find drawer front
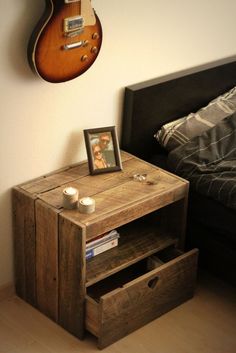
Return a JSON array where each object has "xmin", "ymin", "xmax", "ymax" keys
[{"xmin": 86, "ymin": 248, "xmax": 198, "ymax": 348}]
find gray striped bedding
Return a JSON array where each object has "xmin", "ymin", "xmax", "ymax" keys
[
  {"xmin": 167, "ymin": 113, "xmax": 236, "ymax": 210},
  {"xmin": 155, "ymin": 86, "xmax": 236, "ymax": 151}
]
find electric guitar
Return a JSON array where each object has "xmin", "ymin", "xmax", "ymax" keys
[{"xmin": 28, "ymin": 0, "xmax": 102, "ymax": 83}]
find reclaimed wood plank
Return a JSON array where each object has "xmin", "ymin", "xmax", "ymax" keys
[
  {"xmin": 12, "ymin": 187, "xmax": 36, "ymax": 306},
  {"xmin": 18, "ymin": 151, "xmax": 132, "ymax": 197},
  {"xmin": 159, "ymin": 196, "xmax": 189, "ymax": 250},
  {"xmin": 62, "ymin": 169, "xmax": 187, "ymax": 239},
  {"xmin": 20, "ymin": 171, "xmax": 85, "ymax": 195},
  {"xmin": 85, "ymin": 296, "xmax": 99, "ymax": 337},
  {"xmin": 35, "ymin": 200, "xmax": 60, "ymax": 322},
  {"xmin": 58, "ymin": 216, "xmax": 86, "ymax": 339},
  {"xmin": 97, "ymin": 249, "xmax": 198, "ymax": 348},
  {"xmin": 37, "ymin": 156, "xmax": 154, "ymax": 209}
]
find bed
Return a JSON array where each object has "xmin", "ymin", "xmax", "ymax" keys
[{"xmin": 121, "ymin": 59, "xmax": 236, "ymax": 285}]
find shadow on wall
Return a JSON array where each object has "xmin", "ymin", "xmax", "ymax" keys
[
  {"xmin": 8, "ymin": 0, "xmax": 44, "ymax": 80},
  {"xmin": 59, "ymin": 131, "xmax": 86, "ymax": 167}
]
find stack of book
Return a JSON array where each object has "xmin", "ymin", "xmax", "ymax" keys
[{"xmin": 86, "ymin": 229, "xmax": 120, "ymax": 260}]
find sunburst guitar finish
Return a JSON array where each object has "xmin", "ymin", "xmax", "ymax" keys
[{"xmin": 28, "ymin": 0, "xmax": 102, "ymax": 83}]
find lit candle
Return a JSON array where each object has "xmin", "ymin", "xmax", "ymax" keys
[
  {"xmin": 62, "ymin": 187, "xmax": 79, "ymax": 209},
  {"xmin": 78, "ymin": 197, "xmax": 95, "ymax": 214},
  {"xmin": 64, "ymin": 187, "xmax": 77, "ymax": 196},
  {"xmin": 80, "ymin": 197, "xmax": 93, "ymax": 205}
]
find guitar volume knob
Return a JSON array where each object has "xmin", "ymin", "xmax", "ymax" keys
[
  {"xmin": 81, "ymin": 55, "xmax": 88, "ymax": 62},
  {"xmin": 91, "ymin": 46, "xmax": 98, "ymax": 54},
  {"xmin": 92, "ymin": 32, "xmax": 99, "ymax": 40}
]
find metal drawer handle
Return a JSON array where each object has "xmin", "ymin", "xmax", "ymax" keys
[{"xmin": 148, "ymin": 276, "xmax": 159, "ymax": 289}]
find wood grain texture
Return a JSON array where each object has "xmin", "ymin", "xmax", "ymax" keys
[
  {"xmin": 12, "ymin": 188, "xmax": 36, "ymax": 306},
  {"xmin": 167, "ymin": 196, "xmax": 189, "ymax": 250},
  {"xmin": 92, "ymin": 249, "xmax": 198, "ymax": 348},
  {"xmin": 35, "ymin": 200, "xmax": 60, "ymax": 321},
  {"xmin": 85, "ymin": 296, "xmax": 99, "ymax": 337},
  {"xmin": 61, "ymin": 162, "xmax": 188, "ymax": 240},
  {"xmin": 58, "ymin": 215, "xmax": 86, "ymax": 339},
  {"xmin": 19, "ymin": 152, "xmax": 131, "ymax": 205},
  {"xmin": 38, "ymin": 155, "xmax": 151, "ymax": 209},
  {"xmin": 19, "ymin": 163, "xmax": 89, "ymax": 195}
]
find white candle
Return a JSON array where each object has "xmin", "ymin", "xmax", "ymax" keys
[
  {"xmin": 63, "ymin": 187, "xmax": 79, "ymax": 209},
  {"xmin": 78, "ymin": 197, "xmax": 95, "ymax": 214},
  {"xmin": 80, "ymin": 197, "xmax": 93, "ymax": 206},
  {"xmin": 64, "ymin": 187, "xmax": 78, "ymax": 196}
]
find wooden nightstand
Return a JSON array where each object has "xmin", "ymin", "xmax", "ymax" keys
[{"xmin": 13, "ymin": 151, "xmax": 198, "ymax": 348}]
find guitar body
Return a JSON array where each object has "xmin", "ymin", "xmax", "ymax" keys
[{"xmin": 28, "ymin": 0, "xmax": 102, "ymax": 83}]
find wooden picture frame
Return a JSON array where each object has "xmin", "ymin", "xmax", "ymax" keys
[{"xmin": 83, "ymin": 126, "xmax": 123, "ymax": 175}]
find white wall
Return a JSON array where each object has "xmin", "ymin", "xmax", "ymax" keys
[{"xmin": 1, "ymin": 0, "xmax": 236, "ymax": 287}]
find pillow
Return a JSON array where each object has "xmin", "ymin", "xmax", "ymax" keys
[{"xmin": 154, "ymin": 86, "xmax": 236, "ymax": 151}]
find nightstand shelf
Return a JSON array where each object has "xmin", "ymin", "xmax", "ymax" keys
[{"xmin": 86, "ymin": 215, "xmax": 178, "ymax": 286}]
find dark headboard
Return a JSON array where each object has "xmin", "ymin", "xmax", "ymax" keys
[{"xmin": 121, "ymin": 58, "xmax": 236, "ymax": 160}]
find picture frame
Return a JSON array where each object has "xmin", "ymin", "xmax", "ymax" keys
[{"xmin": 83, "ymin": 126, "xmax": 123, "ymax": 175}]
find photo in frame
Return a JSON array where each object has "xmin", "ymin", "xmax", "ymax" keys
[{"xmin": 83, "ymin": 126, "xmax": 123, "ymax": 175}]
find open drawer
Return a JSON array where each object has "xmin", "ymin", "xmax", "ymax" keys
[{"xmin": 85, "ymin": 247, "xmax": 198, "ymax": 348}]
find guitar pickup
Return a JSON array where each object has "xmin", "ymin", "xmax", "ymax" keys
[
  {"xmin": 64, "ymin": 16, "xmax": 84, "ymax": 33},
  {"xmin": 65, "ymin": 29, "xmax": 84, "ymax": 38}
]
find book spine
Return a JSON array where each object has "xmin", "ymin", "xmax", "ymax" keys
[
  {"xmin": 86, "ymin": 230, "xmax": 119, "ymax": 250},
  {"xmin": 86, "ymin": 238, "xmax": 118, "ymax": 260}
]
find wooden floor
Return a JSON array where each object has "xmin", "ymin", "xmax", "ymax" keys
[{"xmin": 0, "ymin": 270, "xmax": 236, "ymax": 353}]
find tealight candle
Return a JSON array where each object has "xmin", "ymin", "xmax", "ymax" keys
[
  {"xmin": 78, "ymin": 197, "xmax": 95, "ymax": 214},
  {"xmin": 62, "ymin": 187, "xmax": 79, "ymax": 209}
]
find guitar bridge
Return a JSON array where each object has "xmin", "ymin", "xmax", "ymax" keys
[
  {"xmin": 64, "ymin": 16, "xmax": 84, "ymax": 34},
  {"xmin": 63, "ymin": 41, "xmax": 83, "ymax": 50}
]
